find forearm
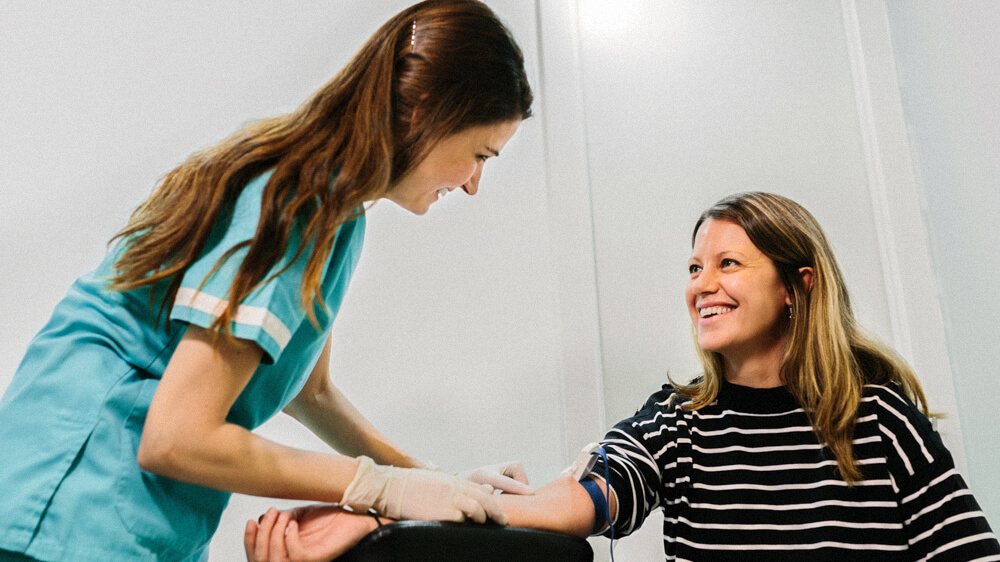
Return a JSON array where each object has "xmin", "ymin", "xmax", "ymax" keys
[
  {"xmin": 286, "ymin": 387, "xmax": 421, "ymax": 469},
  {"xmin": 139, "ymin": 326, "xmax": 366, "ymax": 503},
  {"xmin": 139, "ymin": 420, "xmax": 360, "ymax": 502},
  {"xmin": 497, "ymin": 475, "xmax": 610, "ymax": 537}
]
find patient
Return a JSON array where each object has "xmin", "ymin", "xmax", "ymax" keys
[{"xmin": 247, "ymin": 192, "xmax": 999, "ymax": 561}]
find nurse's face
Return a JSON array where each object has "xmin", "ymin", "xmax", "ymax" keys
[
  {"xmin": 686, "ymin": 219, "xmax": 792, "ymax": 364},
  {"xmin": 385, "ymin": 119, "xmax": 521, "ymax": 215}
]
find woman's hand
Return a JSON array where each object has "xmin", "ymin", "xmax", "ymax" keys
[{"xmin": 245, "ymin": 505, "xmax": 386, "ymax": 562}]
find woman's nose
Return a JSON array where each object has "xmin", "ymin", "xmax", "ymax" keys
[{"xmin": 691, "ymin": 267, "xmax": 718, "ymax": 295}]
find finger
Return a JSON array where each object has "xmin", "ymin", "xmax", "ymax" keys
[
  {"xmin": 486, "ymin": 504, "xmax": 508, "ymax": 525},
  {"xmin": 269, "ymin": 511, "xmax": 291, "ymax": 562},
  {"xmin": 244, "ymin": 520, "xmax": 258, "ymax": 562},
  {"xmin": 454, "ymin": 494, "xmax": 487, "ymax": 524},
  {"xmin": 459, "ymin": 479, "xmax": 498, "ymax": 499},
  {"xmin": 469, "ymin": 472, "xmax": 532, "ymax": 495},
  {"xmin": 284, "ymin": 521, "xmax": 306, "ymax": 562},
  {"xmin": 502, "ymin": 462, "xmax": 530, "ymax": 485},
  {"xmin": 474, "ymin": 491, "xmax": 508, "ymax": 525},
  {"xmin": 256, "ymin": 508, "xmax": 279, "ymax": 562},
  {"xmin": 487, "ymin": 474, "xmax": 534, "ymax": 496}
]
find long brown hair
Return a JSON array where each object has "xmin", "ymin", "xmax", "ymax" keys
[
  {"xmin": 673, "ymin": 192, "xmax": 929, "ymax": 483},
  {"xmin": 107, "ymin": 0, "xmax": 532, "ymax": 333}
]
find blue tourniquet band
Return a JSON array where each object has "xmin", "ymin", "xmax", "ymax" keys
[{"xmin": 580, "ymin": 477, "xmax": 607, "ymax": 535}]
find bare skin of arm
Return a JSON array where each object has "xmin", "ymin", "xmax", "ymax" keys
[
  {"xmin": 138, "ymin": 325, "xmax": 363, "ymax": 502},
  {"xmin": 497, "ymin": 474, "xmax": 616, "ymax": 536},
  {"xmin": 246, "ymin": 474, "xmax": 619, "ymax": 561},
  {"xmin": 282, "ymin": 336, "xmax": 423, "ymax": 468}
]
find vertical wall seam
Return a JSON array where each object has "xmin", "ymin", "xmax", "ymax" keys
[
  {"xmin": 534, "ymin": 0, "xmax": 608, "ymax": 467},
  {"xmin": 532, "ymin": 0, "xmax": 571, "ymax": 469},
  {"xmin": 840, "ymin": 0, "xmax": 915, "ymax": 362},
  {"xmin": 572, "ymin": 0, "xmax": 609, "ymax": 434}
]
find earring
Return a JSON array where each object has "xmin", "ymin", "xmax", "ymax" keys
[{"xmin": 788, "ymin": 306, "xmax": 795, "ymax": 319}]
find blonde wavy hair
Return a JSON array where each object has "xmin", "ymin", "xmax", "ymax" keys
[{"xmin": 673, "ymin": 192, "xmax": 929, "ymax": 483}]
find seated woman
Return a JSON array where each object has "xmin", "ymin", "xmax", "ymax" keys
[{"xmin": 247, "ymin": 192, "xmax": 999, "ymax": 561}]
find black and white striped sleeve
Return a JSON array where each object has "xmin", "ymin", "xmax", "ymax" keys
[
  {"xmin": 591, "ymin": 387, "xmax": 677, "ymax": 538},
  {"xmin": 869, "ymin": 385, "xmax": 1000, "ymax": 560}
]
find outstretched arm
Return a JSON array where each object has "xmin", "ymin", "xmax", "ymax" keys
[
  {"xmin": 246, "ymin": 475, "xmax": 618, "ymax": 561},
  {"xmin": 498, "ymin": 474, "xmax": 616, "ymax": 536}
]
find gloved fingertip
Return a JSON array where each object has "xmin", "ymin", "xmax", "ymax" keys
[{"xmin": 509, "ymin": 485, "xmax": 535, "ymax": 496}]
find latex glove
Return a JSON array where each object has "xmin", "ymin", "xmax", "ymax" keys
[
  {"xmin": 341, "ymin": 456, "xmax": 507, "ymax": 524},
  {"xmin": 458, "ymin": 461, "xmax": 534, "ymax": 495}
]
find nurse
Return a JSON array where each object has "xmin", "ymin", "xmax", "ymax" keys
[{"xmin": 0, "ymin": 1, "xmax": 532, "ymax": 561}]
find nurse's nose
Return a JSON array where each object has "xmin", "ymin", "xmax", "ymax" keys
[{"xmin": 462, "ymin": 165, "xmax": 484, "ymax": 196}]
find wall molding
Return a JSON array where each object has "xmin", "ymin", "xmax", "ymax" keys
[
  {"xmin": 840, "ymin": 0, "xmax": 966, "ymax": 472},
  {"xmin": 535, "ymin": 0, "xmax": 608, "ymax": 464}
]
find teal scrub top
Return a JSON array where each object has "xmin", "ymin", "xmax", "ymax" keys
[{"xmin": 0, "ymin": 170, "xmax": 366, "ymax": 562}]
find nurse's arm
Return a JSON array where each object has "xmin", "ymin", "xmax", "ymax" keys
[
  {"xmin": 282, "ymin": 335, "xmax": 423, "ymax": 469},
  {"xmin": 138, "ymin": 324, "xmax": 358, "ymax": 502}
]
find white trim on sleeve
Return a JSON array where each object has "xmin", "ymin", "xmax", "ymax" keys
[{"xmin": 174, "ymin": 287, "xmax": 292, "ymax": 349}]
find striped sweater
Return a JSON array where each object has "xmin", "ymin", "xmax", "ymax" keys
[{"xmin": 592, "ymin": 381, "xmax": 999, "ymax": 561}]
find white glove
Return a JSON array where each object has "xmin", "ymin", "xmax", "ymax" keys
[
  {"xmin": 459, "ymin": 461, "xmax": 534, "ymax": 495},
  {"xmin": 341, "ymin": 456, "xmax": 507, "ymax": 524}
]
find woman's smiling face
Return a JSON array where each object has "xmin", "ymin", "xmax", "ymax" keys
[{"xmin": 686, "ymin": 218, "xmax": 792, "ymax": 366}]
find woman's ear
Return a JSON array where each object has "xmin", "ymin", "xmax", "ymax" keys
[{"xmin": 798, "ymin": 266, "xmax": 815, "ymax": 294}]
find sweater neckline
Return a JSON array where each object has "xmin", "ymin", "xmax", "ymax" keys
[{"xmin": 716, "ymin": 379, "xmax": 800, "ymax": 413}]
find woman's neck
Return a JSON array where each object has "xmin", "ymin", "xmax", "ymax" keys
[{"xmin": 722, "ymin": 344, "xmax": 785, "ymax": 388}]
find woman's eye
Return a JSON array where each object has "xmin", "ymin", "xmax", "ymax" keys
[
  {"xmin": 688, "ymin": 264, "xmax": 702, "ymax": 275},
  {"xmin": 721, "ymin": 258, "xmax": 739, "ymax": 267},
  {"xmin": 476, "ymin": 154, "xmax": 489, "ymax": 162}
]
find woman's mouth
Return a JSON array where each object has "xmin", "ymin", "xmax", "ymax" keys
[{"xmin": 699, "ymin": 306, "xmax": 734, "ymax": 318}]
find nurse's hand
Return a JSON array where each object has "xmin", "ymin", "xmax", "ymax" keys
[
  {"xmin": 342, "ymin": 456, "xmax": 507, "ymax": 524},
  {"xmin": 245, "ymin": 505, "xmax": 385, "ymax": 562},
  {"xmin": 459, "ymin": 461, "xmax": 534, "ymax": 495}
]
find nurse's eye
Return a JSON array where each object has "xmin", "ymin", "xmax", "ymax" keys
[
  {"xmin": 476, "ymin": 154, "xmax": 490, "ymax": 163},
  {"xmin": 688, "ymin": 264, "xmax": 702, "ymax": 276},
  {"xmin": 721, "ymin": 258, "xmax": 740, "ymax": 268}
]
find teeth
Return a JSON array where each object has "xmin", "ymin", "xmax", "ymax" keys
[
  {"xmin": 699, "ymin": 306, "xmax": 733, "ymax": 318},
  {"xmin": 437, "ymin": 188, "xmax": 448, "ymax": 198}
]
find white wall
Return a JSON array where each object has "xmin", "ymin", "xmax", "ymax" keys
[{"xmin": 884, "ymin": 0, "xmax": 1000, "ymax": 530}]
